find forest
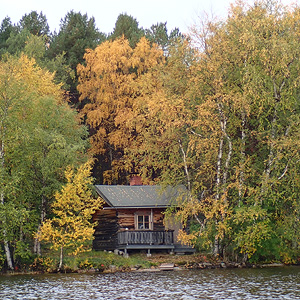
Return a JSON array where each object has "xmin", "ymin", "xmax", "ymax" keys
[{"xmin": 0, "ymin": 0, "xmax": 300, "ymax": 271}]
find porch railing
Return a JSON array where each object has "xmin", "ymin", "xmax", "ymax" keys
[{"xmin": 117, "ymin": 230, "xmax": 174, "ymax": 245}]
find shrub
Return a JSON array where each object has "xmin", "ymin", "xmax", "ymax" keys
[{"xmin": 30, "ymin": 257, "xmax": 56, "ymax": 273}]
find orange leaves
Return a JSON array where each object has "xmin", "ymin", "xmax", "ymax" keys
[
  {"xmin": 77, "ymin": 36, "xmax": 165, "ymax": 182},
  {"xmin": 132, "ymin": 37, "xmax": 164, "ymax": 76},
  {"xmin": 77, "ymin": 38, "xmax": 134, "ymax": 156}
]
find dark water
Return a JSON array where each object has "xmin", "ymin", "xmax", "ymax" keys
[{"xmin": 0, "ymin": 267, "xmax": 300, "ymax": 299}]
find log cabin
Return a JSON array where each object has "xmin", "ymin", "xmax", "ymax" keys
[{"xmin": 93, "ymin": 177, "xmax": 195, "ymax": 255}]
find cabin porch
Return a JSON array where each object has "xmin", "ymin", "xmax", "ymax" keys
[
  {"xmin": 116, "ymin": 230, "xmax": 174, "ymax": 256},
  {"xmin": 116, "ymin": 230, "xmax": 194, "ymax": 255},
  {"xmin": 117, "ymin": 229, "xmax": 174, "ymax": 245}
]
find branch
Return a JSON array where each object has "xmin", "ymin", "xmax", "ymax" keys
[
  {"xmin": 278, "ymin": 159, "xmax": 299, "ymax": 181},
  {"xmin": 277, "ymin": 162, "xmax": 289, "ymax": 181},
  {"xmin": 190, "ymin": 130, "xmax": 203, "ymax": 138}
]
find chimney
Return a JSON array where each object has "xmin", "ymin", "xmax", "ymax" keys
[{"xmin": 130, "ymin": 175, "xmax": 142, "ymax": 186}]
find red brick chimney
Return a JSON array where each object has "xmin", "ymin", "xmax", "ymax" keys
[{"xmin": 130, "ymin": 175, "xmax": 142, "ymax": 186}]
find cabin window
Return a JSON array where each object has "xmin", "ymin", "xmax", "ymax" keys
[{"xmin": 135, "ymin": 212, "xmax": 153, "ymax": 230}]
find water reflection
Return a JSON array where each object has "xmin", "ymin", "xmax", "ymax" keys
[{"xmin": 0, "ymin": 267, "xmax": 300, "ymax": 299}]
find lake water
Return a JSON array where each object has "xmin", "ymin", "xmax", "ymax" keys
[{"xmin": 0, "ymin": 266, "xmax": 300, "ymax": 299}]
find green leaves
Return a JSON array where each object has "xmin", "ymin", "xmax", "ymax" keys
[
  {"xmin": 110, "ymin": 13, "xmax": 144, "ymax": 48},
  {"xmin": 120, "ymin": 0, "xmax": 300, "ymax": 263},
  {"xmin": 0, "ymin": 54, "xmax": 88, "ymax": 267},
  {"xmin": 233, "ymin": 206, "xmax": 272, "ymax": 258},
  {"xmin": 47, "ymin": 11, "xmax": 105, "ymax": 98},
  {"xmin": 19, "ymin": 11, "xmax": 50, "ymax": 36}
]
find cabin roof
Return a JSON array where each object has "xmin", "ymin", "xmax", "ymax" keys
[{"xmin": 95, "ymin": 185, "xmax": 186, "ymax": 209}]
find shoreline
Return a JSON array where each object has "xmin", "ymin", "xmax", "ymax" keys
[{"xmin": 0, "ymin": 260, "xmax": 291, "ymax": 276}]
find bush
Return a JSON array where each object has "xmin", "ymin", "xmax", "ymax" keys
[{"xmin": 30, "ymin": 257, "xmax": 56, "ymax": 273}]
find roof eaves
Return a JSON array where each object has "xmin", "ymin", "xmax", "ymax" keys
[
  {"xmin": 103, "ymin": 205, "xmax": 170, "ymax": 210},
  {"xmin": 95, "ymin": 186, "xmax": 115, "ymax": 208}
]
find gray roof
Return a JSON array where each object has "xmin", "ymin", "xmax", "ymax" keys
[{"xmin": 95, "ymin": 185, "xmax": 186, "ymax": 208}]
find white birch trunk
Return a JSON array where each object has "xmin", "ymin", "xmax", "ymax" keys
[
  {"xmin": 58, "ymin": 246, "xmax": 63, "ymax": 271},
  {"xmin": 3, "ymin": 232, "xmax": 13, "ymax": 270},
  {"xmin": 178, "ymin": 139, "xmax": 191, "ymax": 193},
  {"xmin": 213, "ymin": 234, "xmax": 219, "ymax": 256},
  {"xmin": 222, "ymin": 123, "xmax": 232, "ymax": 204},
  {"xmin": 213, "ymin": 103, "xmax": 232, "ymax": 256},
  {"xmin": 217, "ymin": 103, "xmax": 232, "ymax": 203},
  {"xmin": 215, "ymin": 136, "xmax": 223, "ymax": 201},
  {"xmin": 239, "ymin": 112, "xmax": 246, "ymax": 206},
  {"xmin": 1, "ymin": 192, "xmax": 14, "ymax": 270},
  {"xmin": 0, "ymin": 142, "xmax": 14, "ymax": 270},
  {"xmin": 0, "ymin": 74, "xmax": 17, "ymax": 270}
]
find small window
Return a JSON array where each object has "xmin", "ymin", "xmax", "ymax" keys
[{"xmin": 135, "ymin": 213, "xmax": 152, "ymax": 230}]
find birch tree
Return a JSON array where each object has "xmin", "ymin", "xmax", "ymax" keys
[
  {"xmin": 184, "ymin": 0, "xmax": 300, "ymax": 261},
  {"xmin": 0, "ymin": 57, "xmax": 25, "ymax": 269},
  {"xmin": 0, "ymin": 55, "xmax": 88, "ymax": 269},
  {"xmin": 125, "ymin": 0, "xmax": 300, "ymax": 262},
  {"xmin": 38, "ymin": 161, "xmax": 103, "ymax": 271}
]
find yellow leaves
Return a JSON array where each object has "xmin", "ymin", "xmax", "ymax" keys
[
  {"xmin": 177, "ymin": 229, "xmax": 197, "ymax": 247},
  {"xmin": 194, "ymin": 0, "xmax": 300, "ymax": 97},
  {"xmin": 0, "ymin": 54, "xmax": 64, "ymax": 108},
  {"xmin": 78, "ymin": 37, "xmax": 133, "ymax": 102},
  {"xmin": 38, "ymin": 160, "xmax": 104, "ymax": 256},
  {"xmin": 17, "ymin": 55, "xmax": 63, "ymax": 100}
]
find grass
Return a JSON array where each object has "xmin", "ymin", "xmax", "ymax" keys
[{"xmin": 29, "ymin": 250, "xmax": 155, "ymax": 273}]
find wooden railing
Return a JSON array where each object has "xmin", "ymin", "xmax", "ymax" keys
[{"xmin": 117, "ymin": 230, "xmax": 174, "ymax": 245}]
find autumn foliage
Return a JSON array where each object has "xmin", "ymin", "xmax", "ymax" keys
[
  {"xmin": 1, "ymin": 0, "xmax": 300, "ymax": 269},
  {"xmin": 78, "ymin": 1, "xmax": 300, "ymax": 263},
  {"xmin": 38, "ymin": 161, "xmax": 103, "ymax": 270},
  {"xmin": 77, "ymin": 36, "xmax": 164, "ymax": 183}
]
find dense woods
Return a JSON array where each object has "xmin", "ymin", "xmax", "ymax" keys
[{"xmin": 0, "ymin": 0, "xmax": 300, "ymax": 271}]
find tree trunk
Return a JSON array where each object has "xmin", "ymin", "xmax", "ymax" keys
[
  {"xmin": 213, "ymin": 234, "xmax": 219, "ymax": 256},
  {"xmin": 58, "ymin": 246, "xmax": 63, "ymax": 272},
  {"xmin": 216, "ymin": 136, "xmax": 224, "ymax": 201},
  {"xmin": 218, "ymin": 102, "xmax": 232, "ymax": 204},
  {"xmin": 222, "ymin": 122, "xmax": 232, "ymax": 200},
  {"xmin": 0, "ymin": 141, "xmax": 14, "ymax": 270},
  {"xmin": 178, "ymin": 139, "xmax": 191, "ymax": 192},
  {"xmin": 239, "ymin": 112, "xmax": 246, "ymax": 206},
  {"xmin": 34, "ymin": 195, "xmax": 47, "ymax": 256},
  {"xmin": 0, "ymin": 193, "xmax": 13, "ymax": 270},
  {"xmin": 261, "ymin": 101, "xmax": 278, "ymax": 198},
  {"xmin": 3, "ymin": 230, "xmax": 13, "ymax": 270},
  {"xmin": 33, "ymin": 226, "xmax": 41, "ymax": 256}
]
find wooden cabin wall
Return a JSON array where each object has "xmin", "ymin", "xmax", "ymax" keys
[
  {"xmin": 152, "ymin": 208, "xmax": 165, "ymax": 231},
  {"xmin": 117, "ymin": 208, "xmax": 136, "ymax": 230},
  {"xmin": 117, "ymin": 208, "xmax": 166, "ymax": 231},
  {"xmin": 93, "ymin": 209, "xmax": 118, "ymax": 251},
  {"xmin": 93, "ymin": 207, "xmax": 173, "ymax": 251}
]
